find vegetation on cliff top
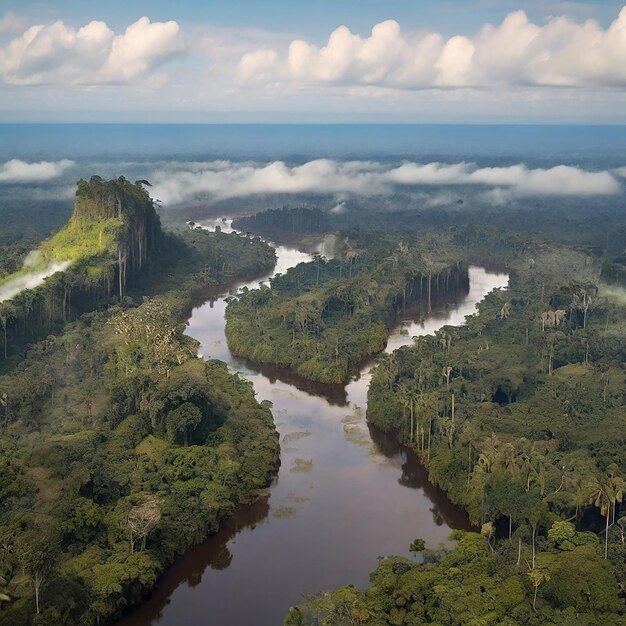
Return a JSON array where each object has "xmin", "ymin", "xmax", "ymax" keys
[
  {"xmin": 0, "ymin": 177, "xmax": 162, "ymax": 362},
  {"xmin": 0, "ymin": 178, "xmax": 276, "ymax": 364}
]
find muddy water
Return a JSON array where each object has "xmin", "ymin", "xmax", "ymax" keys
[{"xmin": 120, "ymin": 221, "xmax": 508, "ymax": 626}]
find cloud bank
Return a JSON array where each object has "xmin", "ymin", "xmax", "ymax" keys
[
  {"xmin": 150, "ymin": 159, "xmax": 621, "ymax": 205},
  {"xmin": 239, "ymin": 8, "xmax": 626, "ymax": 89},
  {"xmin": 0, "ymin": 159, "xmax": 74, "ymax": 182},
  {"xmin": 0, "ymin": 16, "xmax": 182, "ymax": 85}
]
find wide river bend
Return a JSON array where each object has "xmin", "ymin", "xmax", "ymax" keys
[{"xmin": 120, "ymin": 221, "xmax": 508, "ymax": 626}]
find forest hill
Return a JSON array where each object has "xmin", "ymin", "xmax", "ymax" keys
[
  {"xmin": 0, "ymin": 177, "xmax": 280, "ymax": 625},
  {"xmin": 225, "ymin": 230, "xmax": 469, "ymax": 384},
  {"xmin": 0, "ymin": 177, "xmax": 162, "ymax": 360}
]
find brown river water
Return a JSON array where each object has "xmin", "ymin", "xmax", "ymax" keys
[{"xmin": 119, "ymin": 220, "xmax": 508, "ymax": 626}]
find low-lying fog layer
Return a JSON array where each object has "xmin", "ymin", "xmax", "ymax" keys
[
  {"xmin": 149, "ymin": 159, "xmax": 623, "ymax": 205},
  {"xmin": 1, "ymin": 157, "xmax": 624, "ymax": 207},
  {"xmin": 0, "ymin": 258, "xmax": 71, "ymax": 303},
  {"xmin": 0, "ymin": 159, "xmax": 75, "ymax": 183},
  {"xmin": 600, "ymin": 284, "xmax": 626, "ymax": 307}
]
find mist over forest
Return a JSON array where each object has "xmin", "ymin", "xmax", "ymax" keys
[{"xmin": 2, "ymin": 144, "xmax": 625, "ymax": 260}]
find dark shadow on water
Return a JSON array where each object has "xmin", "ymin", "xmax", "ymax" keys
[
  {"xmin": 368, "ymin": 423, "xmax": 473, "ymax": 532},
  {"xmin": 232, "ymin": 355, "xmax": 349, "ymax": 407},
  {"xmin": 118, "ymin": 424, "xmax": 472, "ymax": 626},
  {"xmin": 117, "ymin": 495, "xmax": 271, "ymax": 626}
]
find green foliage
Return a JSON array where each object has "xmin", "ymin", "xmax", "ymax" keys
[
  {"xmin": 366, "ymin": 236, "xmax": 626, "ymax": 544},
  {"xmin": 409, "ymin": 537, "xmax": 426, "ymax": 553},
  {"xmin": 0, "ymin": 179, "xmax": 276, "ymax": 365},
  {"xmin": 321, "ymin": 230, "xmax": 626, "ymax": 625},
  {"xmin": 287, "ymin": 532, "xmax": 625, "ymax": 625},
  {"xmin": 41, "ymin": 213, "xmax": 124, "ymax": 263},
  {"xmin": 166, "ymin": 402, "xmax": 203, "ymax": 445},
  {"xmin": 226, "ymin": 229, "xmax": 468, "ymax": 383},
  {"xmin": 0, "ymin": 199, "xmax": 279, "ymax": 625},
  {"xmin": 0, "ymin": 177, "xmax": 162, "ymax": 362},
  {"xmin": 548, "ymin": 520, "xmax": 599, "ymax": 551},
  {"xmin": 233, "ymin": 206, "xmax": 330, "ymax": 236}
]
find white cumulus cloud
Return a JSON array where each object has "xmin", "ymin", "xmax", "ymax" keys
[
  {"xmin": 239, "ymin": 8, "xmax": 626, "ymax": 89},
  {"xmin": 150, "ymin": 159, "xmax": 621, "ymax": 205},
  {"xmin": 0, "ymin": 158, "xmax": 74, "ymax": 182},
  {"xmin": 0, "ymin": 16, "xmax": 182, "ymax": 85}
]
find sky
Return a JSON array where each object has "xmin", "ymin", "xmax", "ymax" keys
[{"xmin": 0, "ymin": 0, "xmax": 626, "ymax": 123}]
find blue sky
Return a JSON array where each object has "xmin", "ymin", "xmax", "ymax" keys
[
  {"xmin": 1, "ymin": 1, "xmax": 626, "ymax": 122},
  {"xmin": 12, "ymin": 0, "xmax": 624, "ymax": 36}
]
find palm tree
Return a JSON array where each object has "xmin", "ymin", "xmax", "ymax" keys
[
  {"xmin": 471, "ymin": 435, "xmax": 500, "ymax": 522},
  {"xmin": 313, "ymin": 253, "xmax": 322, "ymax": 286},
  {"xmin": 528, "ymin": 501, "xmax": 548, "ymax": 569},
  {"xmin": 436, "ymin": 330, "xmax": 452, "ymax": 352},
  {"xmin": 481, "ymin": 522, "xmax": 495, "ymax": 553},
  {"xmin": 590, "ymin": 467, "xmax": 625, "ymax": 559},
  {"xmin": 385, "ymin": 354, "xmax": 398, "ymax": 391},
  {"xmin": 571, "ymin": 283, "xmax": 596, "ymax": 329},
  {"xmin": 344, "ymin": 240, "xmax": 360, "ymax": 279},
  {"xmin": 605, "ymin": 464, "xmax": 625, "ymax": 525},
  {"xmin": 422, "ymin": 393, "xmax": 438, "ymax": 462},
  {"xmin": 460, "ymin": 421, "xmax": 480, "ymax": 488},
  {"xmin": 569, "ymin": 474, "xmax": 591, "ymax": 522},
  {"xmin": 0, "ymin": 311, "xmax": 10, "ymax": 359},
  {"xmin": 397, "ymin": 382, "xmax": 412, "ymax": 441},
  {"xmin": 528, "ymin": 568, "xmax": 550, "ymax": 611},
  {"xmin": 527, "ymin": 449, "xmax": 547, "ymax": 496},
  {"xmin": 502, "ymin": 443, "xmax": 518, "ymax": 476},
  {"xmin": 617, "ymin": 516, "xmax": 626, "ymax": 545},
  {"xmin": 442, "ymin": 365, "xmax": 452, "ymax": 387}
]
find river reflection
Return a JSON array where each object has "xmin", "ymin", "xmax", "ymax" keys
[{"xmin": 119, "ymin": 221, "xmax": 508, "ymax": 626}]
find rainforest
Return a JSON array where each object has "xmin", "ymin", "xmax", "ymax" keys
[
  {"xmin": 0, "ymin": 124, "xmax": 625, "ymax": 626},
  {"xmin": 1, "ymin": 169, "xmax": 625, "ymax": 625},
  {"xmin": 6, "ymin": 1, "xmax": 626, "ymax": 623}
]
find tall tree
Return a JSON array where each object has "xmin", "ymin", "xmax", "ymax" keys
[
  {"xmin": 528, "ymin": 567, "xmax": 550, "ymax": 612},
  {"xmin": 590, "ymin": 466, "xmax": 625, "ymax": 559}
]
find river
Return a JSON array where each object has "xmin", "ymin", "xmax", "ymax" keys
[{"xmin": 120, "ymin": 220, "xmax": 508, "ymax": 626}]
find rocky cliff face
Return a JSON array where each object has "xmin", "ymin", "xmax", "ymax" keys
[{"xmin": 74, "ymin": 176, "xmax": 161, "ymax": 298}]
